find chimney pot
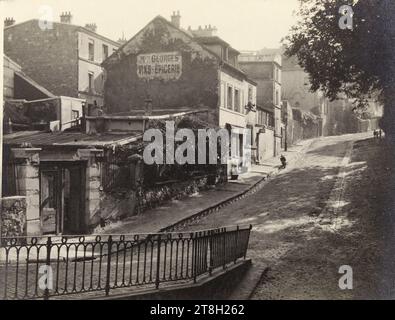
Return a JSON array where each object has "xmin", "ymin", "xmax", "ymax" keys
[
  {"xmin": 85, "ymin": 23, "xmax": 97, "ymax": 33},
  {"xmin": 4, "ymin": 17, "xmax": 15, "ymax": 27},
  {"xmin": 170, "ymin": 10, "xmax": 181, "ymax": 29},
  {"xmin": 60, "ymin": 11, "xmax": 72, "ymax": 24}
]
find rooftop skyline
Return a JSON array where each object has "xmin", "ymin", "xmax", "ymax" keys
[{"xmin": 0, "ymin": 0, "xmax": 300, "ymax": 51}]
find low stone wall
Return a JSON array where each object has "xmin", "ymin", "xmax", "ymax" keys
[
  {"xmin": 95, "ymin": 260, "xmax": 252, "ymax": 300},
  {"xmin": 291, "ymin": 118, "xmax": 320, "ymax": 143},
  {"xmin": 1, "ymin": 196, "xmax": 27, "ymax": 238},
  {"xmin": 90, "ymin": 190, "xmax": 138, "ymax": 228},
  {"xmin": 141, "ymin": 177, "xmax": 209, "ymax": 211},
  {"xmin": 93, "ymin": 175, "xmax": 225, "ymax": 229}
]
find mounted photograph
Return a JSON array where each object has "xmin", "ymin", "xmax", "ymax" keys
[{"xmin": 0, "ymin": 0, "xmax": 394, "ymax": 303}]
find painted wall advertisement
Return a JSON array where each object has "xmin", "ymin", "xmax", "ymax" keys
[{"xmin": 137, "ymin": 52, "xmax": 182, "ymax": 81}]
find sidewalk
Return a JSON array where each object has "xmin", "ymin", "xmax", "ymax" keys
[{"xmin": 100, "ymin": 138, "xmax": 315, "ymax": 235}]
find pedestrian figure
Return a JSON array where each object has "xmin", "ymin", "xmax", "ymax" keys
[
  {"xmin": 280, "ymin": 154, "xmax": 287, "ymax": 169},
  {"xmin": 379, "ymin": 129, "xmax": 383, "ymax": 139}
]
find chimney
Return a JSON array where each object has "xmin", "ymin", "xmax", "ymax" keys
[
  {"xmin": 60, "ymin": 11, "xmax": 72, "ymax": 24},
  {"xmin": 170, "ymin": 11, "xmax": 181, "ymax": 29},
  {"xmin": 4, "ymin": 17, "xmax": 15, "ymax": 27},
  {"xmin": 85, "ymin": 23, "xmax": 97, "ymax": 33},
  {"xmin": 191, "ymin": 24, "xmax": 218, "ymax": 37}
]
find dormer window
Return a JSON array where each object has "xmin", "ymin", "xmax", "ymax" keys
[
  {"xmin": 223, "ymin": 46, "xmax": 229, "ymax": 61},
  {"xmin": 88, "ymin": 39, "xmax": 95, "ymax": 61},
  {"xmin": 227, "ymin": 86, "xmax": 233, "ymax": 109}
]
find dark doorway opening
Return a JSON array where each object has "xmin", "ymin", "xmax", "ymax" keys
[
  {"xmin": 63, "ymin": 164, "xmax": 86, "ymax": 234},
  {"xmin": 40, "ymin": 162, "xmax": 86, "ymax": 235}
]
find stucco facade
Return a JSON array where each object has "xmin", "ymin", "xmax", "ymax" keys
[
  {"xmin": 4, "ymin": 18, "xmax": 119, "ymax": 110},
  {"xmin": 218, "ymin": 70, "xmax": 256, "ymax": 129},
  {"xmin": 239, "ymin": 52, "xmax": 283, "ymax": 159},
  {"xmin": 77, "ymin": 31, "xmax": 119, "ymax": 107}
]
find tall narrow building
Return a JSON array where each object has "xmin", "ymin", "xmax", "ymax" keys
[
  {"xmin": 239, "ymin": 51, "xmax": 283, "ymax": 159},
  {"xmin": 4, "ymin": 13, "xmax": 120, "ymax": 111}
]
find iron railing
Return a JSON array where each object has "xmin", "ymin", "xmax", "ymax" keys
[{"xmin": 0, "ymin": 225, "xmax": 252, "ymax": 300}]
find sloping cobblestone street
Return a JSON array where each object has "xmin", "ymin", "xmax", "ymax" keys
[{"xmin": 176, "ymin": 133, "xmax": 394, "ymax": 299}]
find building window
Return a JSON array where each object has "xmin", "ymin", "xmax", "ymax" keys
[
  {"xmin": 220, "ymin": 82, "xmax": 226, "ymax": 108},
  {"xmin": 234, "ymin": 89, "xmax": 240, "ymax": 113},
  {"xmin": 71, "ymin": 110, "xmax": 79, "ymax": 127},
  {"xmin": 88, "ymin": 72, "xmax": 94, "ymax": 92},
  {"xmin": 102, "ymin": 44, "xmax": 109, "ymax": 61},
  {"xmin": 231, "ymin": 133, "xmax": 243, "ymax": 157},
  {"xmin": 268, "ymin": 113, "xmax": 275, "ymax": 127},
  {"xmin": 88, "ymin": 40, "xmax": 95, "ymax": 61},
  {"xmin": 247, "ymin": 125, "xmax": 254, "ymax": 146},
  {"xmin": 241, "ymin": 91, "xmax": 245, "ymax": 114},
  {"xmin": 238, "ymin": 134, "xmax": 243, "ymax": 157},
  {"xmin": 257, "ymin": 110, "xmax": 274, "ymax": 128},
  {"xmin": 223, "ymin": 47, "xmax": 229, "ymax": 61},
  {"xmin": 257, "ymin": 111, "xmax": 263, "ymax": 125},
  {"xmin": 227, "ymin": 86, "xmax": 233, "ymax": 110},
  {"xmin": 72, "ymin": 110, "xmax": 79, "ymax": 119},
  {"xmin": 248, "ymin": 86, "xmax": 253, "ymax": 102},
  {"xmin": 275, "ymin": 90, "xmax": 279, "ymax": 106}
]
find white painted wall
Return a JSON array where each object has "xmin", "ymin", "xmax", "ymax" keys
[
  {"xmin": 78, "ymin": 32, "xmax": 118, "ymax": 64},
  {"xmin": 3, "ymin": 55, "xmax": 22, "ymax": 99},
  {"xmin": 60, "ymin": 96, "xmax": 85, "ymax": 130},
  {"xmin": 218, "ymin": 70, "xmax": 257, "ymax": 128},
  {"xmin": 77, "ymin": 31, "xmax": 119, "ymax": 106},
  {"xmin": 257, "ymin": 127, "xmax": 275, "ymax": 162}
]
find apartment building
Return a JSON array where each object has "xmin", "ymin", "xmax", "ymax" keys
[{"xmin": 4, "ymin": 13, "xmax": 120, "ymax": 111}]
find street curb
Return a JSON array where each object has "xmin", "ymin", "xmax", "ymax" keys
[
  {"xmin": 227, "ymin": 263, "xmax": 269, "ymax": 300},
  {"xmin": 160, "ymin": 139, "xmax": 315, "ymax": 233},
  {"xmin": 225, "ymin": 140, "xmax": 315, "ymax": 300},
  {"xmin": 159, "ymin": 173, "xmax": 269, "ymax": 232},
  {"xmin": 89, "ymin": 260, "xmax": 252, "ymax": 300}
]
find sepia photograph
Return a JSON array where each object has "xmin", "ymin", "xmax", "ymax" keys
[{"xmin": 0, "ymin": 0, "xmax": 394, "ymax": 308}]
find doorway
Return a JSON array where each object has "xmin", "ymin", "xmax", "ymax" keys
[
  {"xmin": 40, "ymin": 162, "xmax": 86, "ymax": 235},
  {"xmin": 40, "ymin": 168, "xmax": 60, "ymax": 234},
  {"xmin": 63, "ymin": 165, "xmax": 86, "ymax": 234}
]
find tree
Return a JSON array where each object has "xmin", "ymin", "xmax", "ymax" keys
[{"xmin": 284, "ymin": 0, "xmax": 395, "ymax": 137}]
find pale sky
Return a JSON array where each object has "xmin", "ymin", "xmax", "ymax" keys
[{"xmin": 0, "ymin": 0, "xmax": 300, "ymax": 50}]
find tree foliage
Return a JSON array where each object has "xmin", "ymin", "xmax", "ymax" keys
[{"xmin": 284, "ymin": 0, "xmax": 395, "ymax": 134}]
